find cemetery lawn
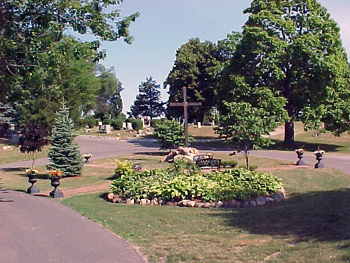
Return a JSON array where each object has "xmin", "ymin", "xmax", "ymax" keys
[
  {"xmin": 0, "ymin": 138, "xmax": 49, "ymax": 165},
  {"xmin": 62, "ymin": 165, "xmax": 350, "ymax": 262}
]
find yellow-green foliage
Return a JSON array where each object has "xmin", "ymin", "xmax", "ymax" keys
[{"xmin": 114, "ymin": 159, "xmax": 134, "ymax": 178}]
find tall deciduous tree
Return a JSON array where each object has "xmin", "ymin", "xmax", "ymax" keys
[
  {"xmin": 95, "ymin": 66, "xmax": 123, "ymax": 120},
  {"xmin": 165, "ymin": 38, "xmax": 220, "ymax": 123},
  {"xmin": 130, "ymin": 77, "xmax": 164, "ymax": 119},
  {"xmin": 218, "ymin": 0, "xmax": 350, "ymax": 145},
  {"xmin": 0, "ymin": 0, "xmax": 138, "ymax": 126},
  {"xmin": 47, "ymin": 103, "xmax": 83, "ymax": 177}
]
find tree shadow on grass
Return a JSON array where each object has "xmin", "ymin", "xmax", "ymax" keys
[
  {"xmin": 0, "ymin": 167, "xmax": 25, "ymax": 172},
  {"xmin": 209, "ymin": 188, "xmax": 350, "ymax": 242}
]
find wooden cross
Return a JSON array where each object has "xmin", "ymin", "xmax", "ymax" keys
[{"xmin": 169, "ymin": 86, "xmax": 202, "ymax": 147}]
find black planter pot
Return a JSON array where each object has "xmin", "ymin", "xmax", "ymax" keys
[
  {"xmin": 27, "ymin": 173, "xmax": 40, "ymax": 194},
  {"xmin": 314, "ymin": 153, "xmax": 324, "ymax": 168},
  {"xmin": 50, "ymin": 177, "xmax": 64, "ymax": 198},
  {"xmin": 296, "ymin": 152, "xmax": 305, "ymax": 165}
]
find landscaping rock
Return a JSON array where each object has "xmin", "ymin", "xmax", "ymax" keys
[
  {"xmin": 228, "ymin": 200, "xmax": 236, "ymax": 208},
  {"xmin": 243, "ymin": 201, "xmax": 250, "ymax": 208},
  {"xmin": 273, "ymin": 192, "xmax": 284, "ymax": 203},
  {"xmin": 150, "ymin": 199, "xmax": 159, "ymax": 205},
  {"xmin": 215, "ymin": 201, "xmax": 224, "ymax": 208},
  {"xmin": 185, "ymin": 201, "xmax": 196, "ymax": 207},
  {"xmin": 235, "ymin": 201, "xmax": 242, "ymax": 208},
  {"xmin": 202, "ymin": 202, "xmax": 211, "ymax": 208},
  {"xmin": 278, "ymin": 188, "xmax": 286, "ymax": 198},
  {"xmin": 139, "ymin": 199, "xmax": 148, "ymax": 205},
  {"xmin": 265, "ymin": 197, "xmax": 274, "ymax": 204},
  {"xmin": 112, "ymin": 195, "xmax": 121, "ymax": 203},
  {"xmin": 195, "ymin": 202, "xmax": 204, "ymax": 208},
  {"xmin": 125, "ymin": 198, "xmax": 135, "ymax": 205},
  {"xmin": 256, "ymin": 197, "xmax": 266, "ymax": 206},
  {"xmin": 107, "ymin": 193, "xmax": 114, "ymax": 201},
  {"xmin": 249, "ymin": 200, "xmax": 257, "ymax": 207}
]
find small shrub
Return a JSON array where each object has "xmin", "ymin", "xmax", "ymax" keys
[
  {"xmin": 238, "ymin": 164, "xmax": 258, "ymax": 171},
  {"xmin": 103, "ymin": 119, "xmax": 112, "ymax": 125},
  {"xmin": 126, "ymin": 118, "xmax": 143, "ymax": 131},
  {"xmin": 111, "ymin": 119, "xmax": 123, "ymax": 130},
  {"xmin": 84, "ymin": 116, "xmax": 97, "ymax": 128},
  {"xmin": 113, "ymin": 159, "xmax": 134, "ymax": 178},
  {"xmin": 131, "ymin": 119, "xmax": 143, "ymax": 130},
  {"xmin": 150, "ymin": 119, "xmax": 161, "ymax": 128},
  {"xmin": 221, "ymin": 160, "xmax": 238, "ymax": 168},
  {"xmin": 153, "ymin": 119, "xmax": 192, "ymax": 150}
]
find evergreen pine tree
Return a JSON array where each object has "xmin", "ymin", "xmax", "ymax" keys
[{"xmin": 47, "ymin": 103, "xmax": 83, "ymax": 177}]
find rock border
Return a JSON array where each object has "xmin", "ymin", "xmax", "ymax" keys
[{"xmin": 106, "ymin": 189, "xmax": 286, "ymax": 209}]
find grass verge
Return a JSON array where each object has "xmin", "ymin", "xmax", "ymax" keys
[{"xmin": 62, "ymin": 165, "xmax": 350, "ymax": 262}]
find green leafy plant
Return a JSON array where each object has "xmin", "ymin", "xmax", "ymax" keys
[
  {"xmin": 110, "ymin": 160, "xmax": 283, "ymax": 202},
  {"xmin": 153, "ymin": 119, "xmax": 193, "ymax": 151},
  {"xmin": 221, "ymin": 160, "xmax": 238, "ymax": 168}
]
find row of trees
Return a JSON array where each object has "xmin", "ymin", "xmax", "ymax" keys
[{"xmin": 165, "ymin": 0, "xmax": 350, "ymax": 146}]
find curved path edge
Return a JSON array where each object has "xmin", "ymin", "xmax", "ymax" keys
[{"xmin": 0, "ymin": 189, "xmax": 146, "ymax": 263}]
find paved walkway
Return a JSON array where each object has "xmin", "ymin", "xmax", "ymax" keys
[{"xmin": 0, "ymin": 189, "xmax": 146, "ymax": 263}]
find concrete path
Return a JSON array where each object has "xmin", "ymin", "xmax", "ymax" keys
[{"xmin": 0, "ymin": 189, "xmax": 146, "ymax": 263}]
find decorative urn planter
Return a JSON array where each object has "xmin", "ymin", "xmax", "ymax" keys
[
  {"xmin": 26, "ymin": 171, "xmax": 40, "ymax": 194},
  {"xmin": 83, "ymin": 154, "xmax": 92, "ymax": 163},
  {"xmin": 295, "ymin": 149, "xmax": 305, "ymax": 165},
  {"xmin": 49, "ymin": 170, "xmax": 64, "ymax": 198},
  {"xmin": 50, "ymin": 176, "xmax": 64, "ymax": 198},
  {"xmin": 314, "ymin": 150, "xmax": 325, "ymax": 168}
]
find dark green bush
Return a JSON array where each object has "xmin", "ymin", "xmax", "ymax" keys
[
  {"xmin": 126, "ymin": 118, "xmax": 143, "ymax": 131},
  {"xmin": 111, "ymin": 119, "xmax": 123, "ymax": 130},
  {"xmin": 131, "ymin": 118, "xmax": 143, "ymax": 130},
  {"xmin": 103, "ymin": 119, "xmax": 112, "ymax": 125},
  {"xmin": 150, "ymin": 119, "xmax": 162, "ymax": 127},
  {"xmin": 84, "ymin": 116, "xmax": 97, "ymax": 128}
]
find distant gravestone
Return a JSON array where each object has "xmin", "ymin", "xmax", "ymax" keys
[
  {"xmin": 122, "ymin": 122, "xmax": 127, "ymax": 130},
  {"xmin": 104, "ymin": 125, "xmax": 111, "ymax": 134},
  {"xmin": 197, "ymin": 122, "xmax": 202, "ymax": 129},
  {"xmin": 11, "ymin": 134, "xmax": 20, "ymax": 144},
  {"xmin": 127, "ymin": 122, "xmax": 133, "ymax": 130},
  {"xmin": 98, "ymin": 121, "xmax": 103, "ymax": 130}
]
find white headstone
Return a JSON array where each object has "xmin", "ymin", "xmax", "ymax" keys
[
  {"xmin": 104, "ymin": 125, "xmax": 111, "ymax": 134},
  {"xmin": 127, "ymin": 122, "xmax": 133, "ymax": 130},
  {"xmin": 122, "ymin": 122, "xmax": 127, "ymax": 129},
  {"xmin": 197, "ymin": 122, "xmax": 202, "ymax": 128}
]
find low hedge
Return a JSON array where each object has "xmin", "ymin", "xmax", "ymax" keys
[{"xmin": 110, "ymin": 159, "xmax": 283, "ymax": 202}]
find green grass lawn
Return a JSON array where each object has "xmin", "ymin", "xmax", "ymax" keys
[
  {"xmin": 0, "ymin": 165, "xmax": 113, "ymax": 192},
  {"xmin": 63, "ymin": 166, "xmax": 350, "ymax": 262}
]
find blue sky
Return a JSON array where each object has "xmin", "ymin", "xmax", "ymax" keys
[{"xmin": 94, "ymin": 0, "xmax": 350, "ymax": 113}]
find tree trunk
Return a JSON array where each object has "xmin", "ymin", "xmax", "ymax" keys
[{"xmin": 284, "ymin": 120, "xmax": 294, "ymax": 146}]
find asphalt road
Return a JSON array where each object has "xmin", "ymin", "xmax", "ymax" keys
[
  {"xmin": 1, "ymin": 135, "xmax": 349, "ymax": 175},
  {"xmin": 0, "ymin": 189, "xmax": 146, "ymax": 263}
]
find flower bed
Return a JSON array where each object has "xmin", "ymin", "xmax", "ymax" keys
[{"xmin": 108, "ymin": 159, "xmax": 284, "ymax": 208}]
